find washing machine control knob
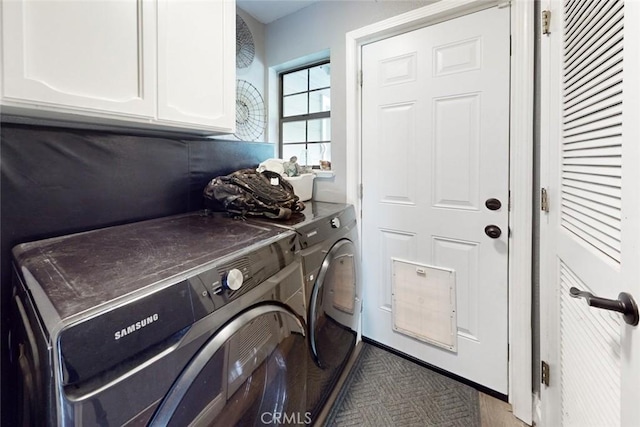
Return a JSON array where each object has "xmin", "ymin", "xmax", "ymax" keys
[
  {"xmin": 223, "ymin": 268, "xmax": 244, "ymax": 291},
  {"xmin": 331, "ymin": 217, "xmax": 341, "ymax": 229}
]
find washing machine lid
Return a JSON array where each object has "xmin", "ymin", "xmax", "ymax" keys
[{"xmin": 12, "ymin": 212, "xmax": 294, "ymax": 321}]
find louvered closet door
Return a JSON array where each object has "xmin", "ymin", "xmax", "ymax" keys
[{"xmin": 541, "ymin": 0, "xmax": 640, "ymax": 426}]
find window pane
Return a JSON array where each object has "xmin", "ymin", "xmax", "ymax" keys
[
  {"xmin": 282, "ymin": 121, "xmax": 306, "ymax": 143},
  {"xmin": 283, "ymin": 69, "xmax": 307, "ymax": 95},
  {"xmin": 309, "ymin": 89, "xmax": 330, "ymax": 114},
  {"xmin": 280, "ymin": 61, "xmax": 330, "ymax": 167},
  {"xmin": 283, "ymin": 93, "xmax": 308, "ymax": 117},
  {"xmin": 309, "ymin": 64, "xmax": 330, "ymax": 90},
  {"xmin": 307, "ymin": 118, "xmax": 330, "ymax": 142},
  {"xmin": 307, "ymin": 143, "xmax": 331, "ymax": 165},
  {"xmin": 282, "ymin": 144, "xmax": 308, "ymax": 166}
]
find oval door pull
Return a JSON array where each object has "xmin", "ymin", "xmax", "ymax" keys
[
  {"xmin": 569, "ymin": 286, "xmax": 639, "ymax": 326},
  {"xmin": 484, "ymin": 225, "xmax": 502, "ymax": 239},
  {"xmin": 485, "ymin": 198, "xmax": 502, "ymax": 210}
]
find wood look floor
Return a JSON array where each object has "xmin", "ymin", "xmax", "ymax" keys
[{"xmin": 479, "ymin": 393, "xmax": 530, "ymax": 427}]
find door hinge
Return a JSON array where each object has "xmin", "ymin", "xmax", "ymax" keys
[
  {"xmin": 542, "ymin": 10, "xmax": 551, "ymax": 35},
  {"xmin": 508, "ymin": 191, "xmax": 511, "ymax": 211},
  {"xmin": 359, "ymin": 70, "xmax": 363, "ymax": 87},
  {"xmin": 541, "ymin": 360, "xmax": 550, "ymax": 386},
  {"xmin": 541, "ymin": 188, "xmax": 549, "ymax": 212},
  {"xmin": 359, "ymin": 183, "xmax": 363, "ymax": 199}
]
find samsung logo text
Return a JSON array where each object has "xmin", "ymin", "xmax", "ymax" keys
[{"xmin": 114, "ymin": 314, "xmax": 159, "ymax": 340}]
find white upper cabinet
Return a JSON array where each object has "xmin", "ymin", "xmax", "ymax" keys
[
  {"xmin": 0, "ymin": 0, "xmax": 235, "ymax": 134},
  {"xmin": 157, "ymin": 0, "xmax": 235, "ymax": 130},
  {"xmin": 1, "ymin": 0, "xmax": 155, "ymax": 116}
]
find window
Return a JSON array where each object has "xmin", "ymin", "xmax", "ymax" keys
[{"xmin": 280, "ymin": 61, "xmax": 330, "ymax": 168}]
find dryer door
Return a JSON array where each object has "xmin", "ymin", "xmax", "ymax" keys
[
  {"xmin": 149, "ymin": 303, "xmax": 307, "ymax": 427},
  {"xmin": 307, "ymin": 239, "xmax": 359, "ymax": 417}
]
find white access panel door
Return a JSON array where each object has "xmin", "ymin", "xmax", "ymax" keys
[
  {"xmin": 361, "ymin": 6, "xmax": 510, "ymax": 393},
  {"xmin": 1, "ymin": 0, "xmax": 155, "ymax": 116},
  {"xmin": 540, "ymin": 1, "xmax": 640, "ymax": 426}
]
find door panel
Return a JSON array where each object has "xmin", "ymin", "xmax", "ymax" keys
[
  {"xmin": 1, "ymin": 0, "xmax": 155, "ymax": 115},
  {"xmin": 361, "ymin": 6, "xmax": 510, "ymax": 393},
  {"xmin": 540, "ymin": 0, "xmax": 640, "ymax": 425},
  {"xmin": 156, "ymin": 0, "xmax": 235, "ymax": 129},
  {"xmin": 377, "ymin": 103, "xmax": 418, "ymax": 205},
  {"xmin": 432, "ymin": 94, "xmax": 481, "ymax": 210},
  {"xmin": 379, "ymin": 230, "xmax": 418, "ymax": 312},
  {"xmin": 432, "ymin": 237, "xmax": 480, "ymax": 339}
]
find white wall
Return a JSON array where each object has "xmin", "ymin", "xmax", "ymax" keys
[{"xmin": 265, "ymin": 0, "xmax": 434, "ymax": 202}]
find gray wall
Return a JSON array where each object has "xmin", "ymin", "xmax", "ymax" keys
[
  {"xmin": 264, "ymin": 0, "xmax": 434, "ymax": 202},
  {"xmin": 218, "ymin": 8, "xmax": 269, "ymax": 142}
]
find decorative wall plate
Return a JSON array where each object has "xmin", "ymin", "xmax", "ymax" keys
[
  {"xmin": 236, "ymin": 15, "xmax": 255, "ymax": 69},
  {"xmin": 234, "ymin": 80, "xmax": 266, "ymax": 141}
]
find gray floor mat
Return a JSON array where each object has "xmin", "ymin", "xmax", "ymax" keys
[{"xmin": 324, "ymin": 343, "xmax": 481, "ymax": 427}]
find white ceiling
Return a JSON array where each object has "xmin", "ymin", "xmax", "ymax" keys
[{"xmin": 236, "ymin": 0, "xmax": 321, "ymax": 24}]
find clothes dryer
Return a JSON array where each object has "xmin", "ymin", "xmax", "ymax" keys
[
  {"xmin": 248, "ymin": 202, "xmax": 361, "ymax": 422},
  {"xmin": 9, "ymin": 211, "xmax": 308, "ymax": 426}
]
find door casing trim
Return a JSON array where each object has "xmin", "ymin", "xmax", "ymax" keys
[{"xmin": 345, "ymin": 0, "xmax": 534, "ymax": 423}]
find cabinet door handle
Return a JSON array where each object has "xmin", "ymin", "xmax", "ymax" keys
[{"xmin": 569, "ymin": 287, "xmax": 639, "ymax": 326}]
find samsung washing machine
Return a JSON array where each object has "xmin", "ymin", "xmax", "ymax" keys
[
  {"xmin": 248, "ymin": 202, "xmax": 362, "ymax": 423},
  {"xmin": 9, "ymin": 211, "xmax": 309, "ymax": 426}
]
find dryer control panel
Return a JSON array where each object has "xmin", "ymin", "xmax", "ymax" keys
[{"xmin": 188, "ymin": 232, "xmax": 296, "ymax": 315}]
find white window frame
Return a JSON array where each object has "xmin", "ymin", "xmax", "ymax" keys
[{"xmin": 279, "ymin": 60, "xmax": 331, "ymax": 167}]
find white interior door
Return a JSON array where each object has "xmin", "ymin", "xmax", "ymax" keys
[
  {"xmin": 540, "ymin": 1, "xmax": 640, "ymax": 426},
  {"xmin": 361, "ymin": 6, "xmax": 510, "ymax": 394}
]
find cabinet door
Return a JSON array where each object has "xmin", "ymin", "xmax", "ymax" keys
[
  {"xmin": 1, "ymin": 0, "xmax": 155, "ymax": 117},
  {"xmin": 157, "ymin": 0, "xmax": 235, "ymax": 131}
]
